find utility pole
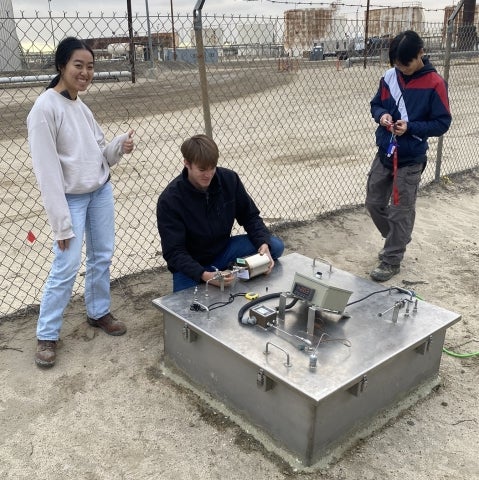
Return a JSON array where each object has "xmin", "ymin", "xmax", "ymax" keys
[
  {"xmin": 126, "ymin": 0, "xmax": 136, "ymax": 83},
  {"xmin": 363, "ymin": 0, "xmax": 370, "ymax": 68},
  {"xmin": 145, "ymin": 0, "xmax": 154, "ymax": 66},
  {"xmin": 170, "ymin": 0, "xmax": 177, "ymax": 60}
]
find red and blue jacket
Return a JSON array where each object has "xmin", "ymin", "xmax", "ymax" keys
[{"xmin": 370, "ymin": 58, "xmax": 452, "ymax": 169}]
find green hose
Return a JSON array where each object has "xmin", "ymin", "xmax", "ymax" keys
[
  {"xmin": 413, "ymin": 291, "xmax": 477, "ymax": 358},
  {"xmin": 442, "ymin": 347, "xmax": 479, "ymax": 358}
]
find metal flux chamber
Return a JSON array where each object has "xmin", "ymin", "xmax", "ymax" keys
[{"xmin": 153, "ymin": 253, "xmax": 460, "ymax": 467}]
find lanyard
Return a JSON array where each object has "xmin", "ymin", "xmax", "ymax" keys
[{"xmin": 386, "ymin": 127, "xmax": 399, "ymax": 206}]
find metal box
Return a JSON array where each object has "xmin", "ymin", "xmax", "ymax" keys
[
  {"xmin": 290, "ymin": 271, "xmax": 352, "ymax": 313},
  {"xmin": 153, "ymin": 253, "xmax": 460, "ymax": 467}
]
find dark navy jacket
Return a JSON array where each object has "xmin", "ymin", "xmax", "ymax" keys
[
  {"xmin": 370, "ymin": 58, "xmax": 451, "ymax": 169},
  {"xmin": 157, "ymin": 166, "xmax": 272, "ymax": 282}
]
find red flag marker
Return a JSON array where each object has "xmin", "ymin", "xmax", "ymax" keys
[{"xmin": 27, "ymin": 230, "xmax": 36, "ymax": 243}]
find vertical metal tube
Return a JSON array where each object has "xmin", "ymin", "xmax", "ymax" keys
[
  {"xmin": 392, "ymin": 302, "xmax": 400, "ymax": 323},
  {"xmin": 362, "ymin": 0, "xmax": 370, "ymax": 69},
  {"xmin": 170, "ymin": 0, "xmax": 177, "ymax": 60},
  {"xmin": 145, "ymin": 0, "xmax": 154, "ymax": 67},
  {"xmin": 435, "ymin": 0, "xmax": 464, "ymax": 181},
  {"xmin": 47, "ymin": 0, "xmax": 56, "ymax": 48},
  {"xmin": 193, "ymin": 0, "xmax": 213, "ymax": 138},
  {"xmin": 127, "ymin": 0, "xmax": 136, "ymax": 83}
]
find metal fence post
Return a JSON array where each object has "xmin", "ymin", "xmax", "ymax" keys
[
  {"xmin": 127, "ymin": 0, "xmax": 136, "ymax": 83},
  {"xmin": 193, "ymin": 0, "xmax": 213, "ymax": 138},
  {"xmin": 435, "ymin": 0, "xmax": 464, "ymax": 182}
]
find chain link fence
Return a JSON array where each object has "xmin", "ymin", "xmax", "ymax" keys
[{"xmin": 1, "ymin": 7, "xmax": 479, "ymax": 317}]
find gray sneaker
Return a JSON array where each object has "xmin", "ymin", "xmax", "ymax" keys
[
  {"xmin": 35, "ymin": 340, "xmax": 57, "ymax": 368},
  {"xmin": 370, "ymin": 261, "xmax": 400, "ymax": 282}
]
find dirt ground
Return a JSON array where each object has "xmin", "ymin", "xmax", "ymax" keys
[{"xmin": 1, "ymin": 170, "xmax": 478, "ymax": 479}]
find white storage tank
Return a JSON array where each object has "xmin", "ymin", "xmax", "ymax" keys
[
  {"xmin": 367, "ymin": 6, "xmax": 426, "ymax": 37},
  {"xmin": 106, "ymin": 43, "xmax": 144, "ymax": 59},
  {"xmin": 0, "ymin": 0, "xmax": 23, "ymax": 71},
  {"xmin": 236, "ymin": 22, "xmax": 276, "ymax": 45}
]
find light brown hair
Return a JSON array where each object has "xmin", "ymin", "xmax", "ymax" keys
[{"xmin": 181, "ymin": 134, "xmax": 219, "ymax": 169}]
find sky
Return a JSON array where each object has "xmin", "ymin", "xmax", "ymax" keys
[{"xmin": 10, "ymin": 1, "xmax": 458, "ymax": 24}]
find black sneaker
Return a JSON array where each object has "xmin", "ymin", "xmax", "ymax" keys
[{"xmin": 370, "ymin": 261, "xmax": 400, "ymax": 282}]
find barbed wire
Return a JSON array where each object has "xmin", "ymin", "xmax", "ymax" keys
[{"xmin": 242, "ymin": 0, "xmax": 450, "ymax": 13}]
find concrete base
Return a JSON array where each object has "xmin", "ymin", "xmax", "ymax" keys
[{"xmin": 161, "ymin": 361, "xmax": 441, "ymax": 471}]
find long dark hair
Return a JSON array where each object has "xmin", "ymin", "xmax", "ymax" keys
[{"xmin": 47, "ymin": 37, "xmax": 95, "ymax": 89}]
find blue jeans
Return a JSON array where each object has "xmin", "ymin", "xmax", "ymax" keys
[
  {"xmin": 37, "ymin": 181, "xmax": 115, "ymax": 340},
  {"xmin": 173, "ymin": 234, "xmax": 285, "ymax": 292}
]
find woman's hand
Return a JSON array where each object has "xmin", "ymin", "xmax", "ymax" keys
[
  {"xmin": 122, "ymin": 130, "xmax": 135, "ymax": 154},
  {"xmin": 57, "ymin": 238, "xmax": 71, "ymax": 251}
]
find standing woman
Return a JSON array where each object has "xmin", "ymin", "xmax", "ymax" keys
[{"xmin": 27, "ymin": 37, "xmax": 135, "ymax": 368}]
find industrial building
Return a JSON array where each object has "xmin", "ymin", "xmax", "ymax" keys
[
  {"xmin": 284, "ymin": 7, "xmax": 336, "ymax": 53},
  {"xmin": 367, "ymin": 5, "xmax": 426, "ymax": 38},
  {"xmin": 283, "ymin": 4, "xmax": 455, "ymax": 58},
  {"xmin": 236, "ymin": 22, "xmax": 276, "ymax": 45},
  {"xmin": 190, "ymin": 27, "xmax": 223, "ymax": 46},
  {"xmin": 444, "ymin": 4, "xmax": 479, "ymax": 49},
  {"xmin": 84, "ymin": 33, "xmax": 177, "ymax": 61},
  {"xmin": 444, "ymin": 3, "xmax": 479, "ymax": 27},
  {"xmin": 235, "ymin": 22, "xmax": 279, "ymax": 57}
]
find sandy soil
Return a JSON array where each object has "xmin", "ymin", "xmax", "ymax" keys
[{"xmin": 1, "ymin": 169, "xmax": 478, "ymax": 479}]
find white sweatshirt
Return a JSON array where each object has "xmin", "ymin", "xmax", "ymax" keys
[{"xmin": 27, "ymin": 88, "xmax": 129, "ymax": 240}]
